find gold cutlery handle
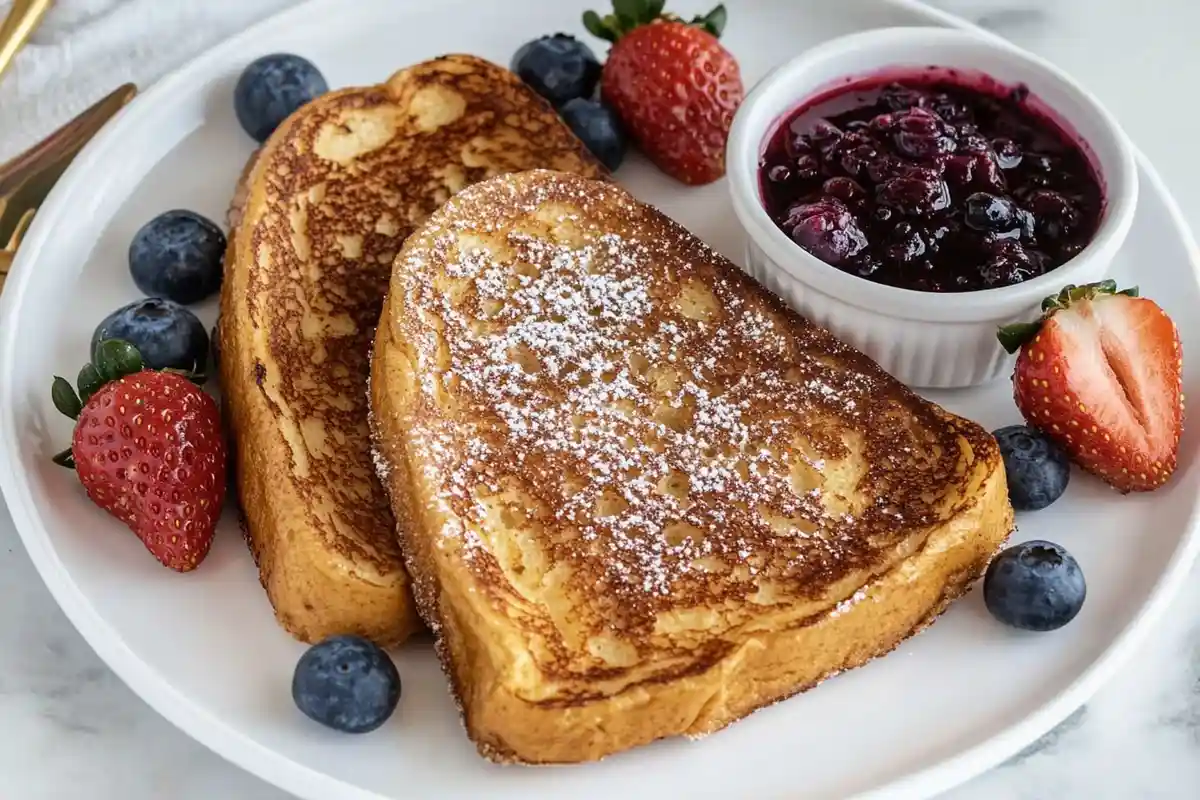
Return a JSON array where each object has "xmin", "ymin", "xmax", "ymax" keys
[
  {"xmin": 0, "ymin": 80, "xmax": 136, "ymax": 295},
  {"xmin": 0, "ymin": 0, "xmax": 53, "ymax": 83},
  {"xmin": 0, "ymin": 207, "xmax": 33, "ymax": 293},
  {"xmin": 0, "ymin": 82, "xmax": 136, "ymax": 245}
]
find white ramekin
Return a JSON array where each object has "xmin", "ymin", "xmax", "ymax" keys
[{"xmin": 726, "ymin": 27, "xmax": 1138, "ymax": 388}]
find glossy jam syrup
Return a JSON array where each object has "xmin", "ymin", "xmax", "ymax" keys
[{"xmin": 758, "ymin": 71, "xmax": 1103, "ymax": 292}]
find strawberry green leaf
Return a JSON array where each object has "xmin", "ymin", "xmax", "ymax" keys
[
  {"xmin": 1038, "ymin": 279, "xmax": 1136, "ymax": 313},
  {"xmin": 583, "ymin": 10, "xmax": 616, "ymax": 41},
  {"xmin": 1064, "ymin": 284, "xmax": 1092, "ymax": 304},
  {"xmin": 613, "ymin": 0, "xmax": 645, "ymax": 27},
  {"xmin": 51, "ymin": 447, "xmax": 75, "ymax": 470},
  {"xmin": 691, "ymin": 4, "xmax": 727, "ymax": 37},
  {"xmin": 51, "ymin": 376, "xmax": 82, "ymax": 420},
  {"xmin": 1010, "ymin": 279, "xmax": 1142, "ymax": 354},
  {"xmin": 77, "ymin": 363, "xmax": 103, "ymax": 404},
  {"xmin": 997, "ymin": 320, "xmax": 1043, "ymax": 354},
  {"xmin": 587, "ymin": 0, "xmax": 724, "ymax": 40},
  {"xmin": 1040, "ymin": 283, "xmax": 1070, "ymax": 312},
  {"xmin": 94, "ymin": 339, "xmax": 143, "ymax": 382}
]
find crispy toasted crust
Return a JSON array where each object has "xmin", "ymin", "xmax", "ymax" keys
[
  {"xmin": 218, "ymin": 57, "xmax": 604, "ymax": 645},
  {"xmin": 369, "ymin": 170, "xmax": 1014, "ymax": 761}
]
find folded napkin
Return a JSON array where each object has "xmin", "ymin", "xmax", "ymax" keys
[{"xmin": 0, "ymin": 0, "xmax": 298, "ymax": 162}]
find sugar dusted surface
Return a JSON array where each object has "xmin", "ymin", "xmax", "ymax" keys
[{"xmin": 387, "ymin": 171, "xmax": 985, "ymax": 633}]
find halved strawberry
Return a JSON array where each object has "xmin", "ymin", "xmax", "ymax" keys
[{"xmin": 998, "ymin": 281, "xmax": 1183, "ymax": 493}]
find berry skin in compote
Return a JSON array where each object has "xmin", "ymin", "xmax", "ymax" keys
[{"xmin": 759, "ymin": 74, "xmax": 1103, "ymax": 292}]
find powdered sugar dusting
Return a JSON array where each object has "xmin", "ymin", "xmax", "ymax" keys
[
  {"xmin": 829, "ymin": 588, "xmax": 868, "ymax": 618},
  {"xmin": 386, "ymin": 173, "xmax": 968, "ymax": 626}
]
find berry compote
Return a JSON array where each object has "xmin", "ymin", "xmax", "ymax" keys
[{"xmin": 759, "ymin": 74, "xmax": 1103, "ymax": 292}]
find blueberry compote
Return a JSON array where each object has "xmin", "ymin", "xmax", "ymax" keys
[{"xmin": 759, "ymin": 76, "xmax": 1103, "ymax": 291}]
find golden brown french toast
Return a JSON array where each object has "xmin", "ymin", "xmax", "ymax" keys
[
  {"xmin": 370, "ymin": 170, "xmax": 1013, "ymax": 762},
  {"xmin": 218, "ymin": 57, "xmax": 605, "ymax": 646}
]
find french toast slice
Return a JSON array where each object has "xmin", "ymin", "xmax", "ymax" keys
[
  {"xmin": 218, "ymin": 57, "xmax": 605, "ymax": 645},
  {"xmin": 370, "ymin": 170, "xmax": 1014, "ymax": 762}
]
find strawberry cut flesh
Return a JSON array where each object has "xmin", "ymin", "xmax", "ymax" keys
[
  {"xmin": 1094, "ymin": 296, "xmax": 1179, "ymax": 444},
  {"xmin": 1014, "ymin": 295, "xmax": 1182, "ymax": 492},
  {"xmin": 1059, "ymin": 298, "xmax": 1178, "ymax": 458}
]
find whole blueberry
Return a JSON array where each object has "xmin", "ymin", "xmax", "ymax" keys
[
  {"xmin": 964, "ymin": 192, "xmax": 1019, "ymax": 233},
  {"xmin": 994, "ymin": 425, "xmax": 1071, "ymax": 511},
  {"xmin": 129, "ymin": 210, "xmax": 226, "ymax": 305},
  {"xmin": 510, "ymin": 34, "xmax": 601, "ymax": 107},
  {"xmin": 234, "ymin": 53, "xmax": 328, "ymax": 143},
  {"xmin": 92, "ymin": 298, "xmax": 208, "ymax": 372},
  {"xmin": 984, "ymin": 540, "xmax": 1086, "ymax": 631},
  {"xmin": 292, "ymin": 635, "xmax": 401, "ymax": 734},
  {"xmin": 559, "ymin": 98, "xmax": 626, "ymax": 171}
]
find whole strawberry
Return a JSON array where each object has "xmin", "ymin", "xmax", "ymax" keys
[
  {"xmin": 51, "ymin": 340, "xmax": 226, "ymax": 571},
  {"xmin": 998, "ymin": 280, "xmax": 1183, "ymax": 493},
  {"xmin": 585, "ymin": 1, "xmax": 743, "ymax": 185}
]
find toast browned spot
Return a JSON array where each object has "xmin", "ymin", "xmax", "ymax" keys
[
  {"xmin": 218, "ymin": 57, "xmax": 605, "ymax": 646},
  {"xmin": 369, "ymin": 169, "xmax": 1013, "ymax": 761}
]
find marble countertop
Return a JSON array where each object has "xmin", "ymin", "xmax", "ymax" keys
[{"xmin": 2, "ymin": 0, "xmax": 1199, "ymax": 797}]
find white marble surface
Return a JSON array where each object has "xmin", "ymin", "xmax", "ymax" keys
[{"xmin": 3, "ymin": 0, "xmax": 1200, "ymax": 797}]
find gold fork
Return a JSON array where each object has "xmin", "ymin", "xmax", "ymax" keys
[
  {"xmin": 0, "ymin": 204, "xmax": 34, "ymax": 290},
  {"xmin": 0, "ymin": 82, "xmax": 137, "ymax": 294},
  {"xmin": 0, "ymin": 0, "xmax": 53, "ymax": 83},
  {"xmin": 0, "ymin": 0, "xmax": 53, "ymax": 294}
]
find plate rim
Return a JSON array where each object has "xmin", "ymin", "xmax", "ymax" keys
[{"xmin": 1, "ymin": 1, "xmax": 1198, "ymax": 798}]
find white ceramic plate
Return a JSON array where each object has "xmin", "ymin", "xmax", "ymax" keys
[{"xmin": 1, "ymin": 1, "xmax": 1197, "ymax": 798}]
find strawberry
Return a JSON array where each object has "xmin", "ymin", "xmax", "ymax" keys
[
  {"xmin": 584, "ymin": 0, "xmax": 743, "ymax": 185},
  {"xmin": 997, "ymin": 280, "xmax": 1184, "ymax": 493},
  {"xmin": 51, "ymin": 340, "xmax": 226, "ymax": 571}
]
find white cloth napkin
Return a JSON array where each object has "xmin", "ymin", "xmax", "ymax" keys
[
  {"xmin": 0, "ymin": 0, "xmax": 300, "ymax": 162},
  {"xmin": 0, "ymin": 0, "xmax": 1001, "ymax": 165}
]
